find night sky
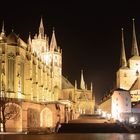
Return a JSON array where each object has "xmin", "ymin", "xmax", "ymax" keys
[{"xmin": 0, "ymin": 1, "xmax": 140, "ymax": 103}]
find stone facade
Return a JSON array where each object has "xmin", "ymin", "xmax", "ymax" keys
[{"xmin": 0, "ymin": 18, "xmax": 95, "ymax": 132}]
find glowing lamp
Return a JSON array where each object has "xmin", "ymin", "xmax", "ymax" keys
[{"xmin": 129, "ymin": 116, "xmax": 136, "ymax": 124}]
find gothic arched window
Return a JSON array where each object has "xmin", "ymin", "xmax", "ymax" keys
[{"xmin": 8, "ymin": 53, "xmax": 15, "ymax": 91}]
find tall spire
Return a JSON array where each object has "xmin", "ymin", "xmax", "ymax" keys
[
  {"xmin": 2, "ymin": 21, "xmax": 4, "ymax": 33},
  {"xmin": 46, "ymin": 35, "xmax": 49, "ymax": 52},
  {"xmin": 1, "ymin": 21, "xmax": 5, "ymax": 36},
  {"xmin": 80, "ymin": 70, "xmax": 85, "ymax": 90},
  {"xmin": 39, "ymin": 17, "xmax": 44, "ymax": 39},
  {"xmin": 0, "ymin": 21, "xmax": 5, "ymax": 40},
  {"xmin": 131, "ymin": 18, "xmax": 139, "ymax": 56},
  {"xmin": 120, "ymin": 28, "xmax": 127, "ymax": 67},
  {"xmin": 50, "ymin": 28, "xmax": 57, "ymax": 51}
]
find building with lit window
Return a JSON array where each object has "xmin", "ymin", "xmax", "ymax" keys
[
  {"xmin": 99, "ymin": 89, "xmax": 131, "ymax": 121},
  {"xmin": 98, "ymin": 19, "xmax": 140, "ymax": 123}
]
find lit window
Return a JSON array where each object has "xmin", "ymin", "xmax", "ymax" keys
[{"xmin": 136, "ymin": 70, "xmax": 139, "ymax": 76}]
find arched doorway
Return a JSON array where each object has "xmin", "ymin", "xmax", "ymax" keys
[
  {"xmin": 27, "ymin": 108, "xmax": 40, "ymax": 129},
  {"xmin": 40, "ymin": 107, "xmax": 53, "ymax": 128},
  {"xmin": 5, "ymin": 103, "xmax": 22, "ymax": 132}
]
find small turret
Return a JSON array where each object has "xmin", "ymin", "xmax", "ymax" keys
[
  {"xmin": 80, "ymin": 70, "xmax": 85, "ymax": 90},
  {"xmin": 27, "ymin": 33, "xmax": 32, "ymax": 51},
  {"xmin": 75, "ymin": 80, "xmax": 77, "ymax": 90},
  {"xmin": 50, "ymin": 28, "xmax": 58, "ymax": 52},
  {"xmin": 39, "ymin": 17, "xmax": 44, "ymax": 39}
]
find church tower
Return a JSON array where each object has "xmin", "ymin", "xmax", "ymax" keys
[
  {"xmin": 31, "ymin": 18, "xmax": 62, "ymax": 101},
  {"xmin": 116, "ymin": 19, "xmax": 140, "ymax": 102},
  {"xmin": 45, "ymin": 28, "xmax": 62, "ymax": 92},
  {"xmin": 31, "ymin": 17, "xmax": 48, "ymax": 55},
  {"xmin": 116, "ymin": 28, "xmax": 131, "ymax": 90}
]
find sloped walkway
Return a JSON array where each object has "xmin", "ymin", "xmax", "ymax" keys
[{"xmin": 58, "ymin": 115, "xmax": 129, "ymax": 133}]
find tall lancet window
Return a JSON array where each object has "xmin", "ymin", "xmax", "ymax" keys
[
  {"xmin": 20, "ymin": 62, "xmax": 24, "ymax": 94},
  {"xmin": 8, "ymin": 54, "xmax": 15, "ymax": 91}
]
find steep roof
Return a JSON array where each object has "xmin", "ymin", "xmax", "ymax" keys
[
  {"xmin": 7, "ymin": 31, "xmax": 19, "ymax": 45},
  {"xmin": 62, "ymin": 76, "xmax": 74, "ymax": 89},
  {"xmin": 130, "ymin": 76, "xmax": 140, "ymax": 90},
  {"xmin": 7, "ymin": 31, "xmax": 27, "ymax": 48}
]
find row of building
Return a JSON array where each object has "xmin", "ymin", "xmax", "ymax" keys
[
  {"xmin": 98, "ymin": 19, "xmax": 140, "ymax": 124},
  {"xmin": 0, "ymin": 18, "xmax": 95, "ymax": 132}
]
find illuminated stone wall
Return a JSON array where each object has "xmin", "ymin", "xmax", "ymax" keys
[
  {"xmin": 0, "ymin": 19, "xmax": 62, "ymax": 103},
  {"xmin": 117, "ymin": 57, "xmax": 140, "ymax": 102},
  {"xmin": 99, "ymin": 89, "xmax": 131, "ymax": 121},
  {"xmin": 5, "ymin": 101, "xmax": 65, "ymax": 132},
  {"xmin": 111, "ymin": 90, "xmax": 131, "ymax": 120},
  {"xmin": 99, "ymin": 97, "xmax": 112, "ymax": 114},
  {"xmin": 0, "ymin": 18, "xmax": 95, "ymax": 132}
]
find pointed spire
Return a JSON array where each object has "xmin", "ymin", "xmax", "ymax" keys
[
  {"xmin": 46, "ymin": 36, "xmax": 49, "ymax": 52},
  {"xmin": 50, "ymin": 28, "xmax": 57, "ymax": 51},
  {"xmin": 0, "ymin": 21, "xmax": 5, "ymax": 38},
  {"xmin": 39, "ymin": 17, "xmax": 44, "ymax": 39},
  {"xmin": 27, "ymin": 32, "xmax": 32, "ymax": 51},
  {"xmin": 2, "ymin": 21, "xmax": 4, "ymax": 33},
  {"xmin": 120, "ymin": 28, "xmax": 127, "ymax": 67},
  {"xmin": 90, "ymin": 82, "xmax": 93, "ymax": 93},
  {"xmin": 131, "ymin": 18, "xmax": 139, "ymax": 56},
  {"xmin": 80, "ymin": 70, "xmax": 85, "ymax": 90},
  {"xmin": 75, "ymin": 80, "xmax": 77, "ymax": 90},
  {"xmin": 28, "ymin": 32, "xmax": 32, "ymax": 45}
]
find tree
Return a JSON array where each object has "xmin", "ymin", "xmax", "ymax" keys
[{"xmin": 0, "ymin": 97, "xmax": 20, "ymax": 132}]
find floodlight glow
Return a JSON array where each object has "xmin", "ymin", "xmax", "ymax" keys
[{"xmin": 129, "ymin": 116, "xmax": 137, "ymax": 124}]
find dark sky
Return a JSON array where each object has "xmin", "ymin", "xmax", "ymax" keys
[{"xmin": 0, "ymin": 1, "xmax": 140, "ymax": 103}]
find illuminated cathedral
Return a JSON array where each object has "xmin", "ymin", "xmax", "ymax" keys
[{"xmin": 0, "ymin": 18, "xmax": 95, "ymax": 132}]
